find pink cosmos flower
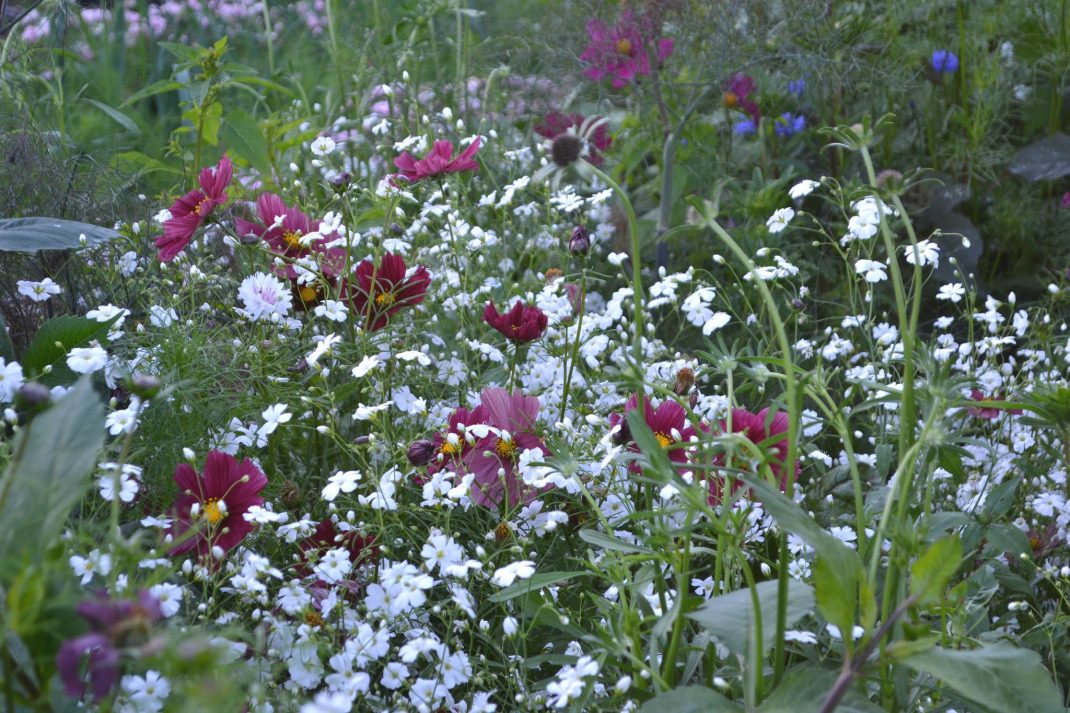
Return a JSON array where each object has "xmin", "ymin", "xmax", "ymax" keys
[
  {"xmin": 484, "ymin": 300, "xmax": 549, "ymax": 344},
  {"xmin": 235, "ymin": 193, "xmax": 345, "ymax": 280},
  {"xmin": 154, "ymin": 155, "xmax": 232, "ymax": 262},
  {"xmin": 610, "ymin": 394, "xmax": 697, "ymax": 473},
  {"xmin": 393, "ymin": 137, "xmax": 481, "ymax": 183},
  {"xmin": 344, "ymin": 252, "xmax": 432, "ymax": 331},
  {"xmin": 967, "ymin": 389, "xmax": 1022, "ymax": 420},
  {"xmin": 724, "ymin": 73, "xmax": 761, "ymax": 122},
  {"xmin": 580, "ymin": 9, "xmax": 674, "ymax": 88},
  {"xmin": 428, "ymin": 405, "xmax": 487, "ymax": 476},
  {"xmin": 463, "ymin": 388, "xmax": 549, "ymax": 509},
  {"xmin": 707, "ymin": 408, "xmax": 796, "ymax": 506},
  {"xmin": 535, "ymin": 111, "xmax": 613, "ymax": 166},
  {"xmin": 167, "ymin": 450, "xmax": 268, "ymax": 558}
]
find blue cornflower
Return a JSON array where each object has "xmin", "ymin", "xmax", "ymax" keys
[
  {"xmin": 787, "ymin": 78, "xmax": 806, "ymax": 97},
  {"xmin": 775, "ymin": 112, "xmax": 806, "ymax": 138},
  {"xmin": 733, "ymin": 118, "xmax": 757, "ymax": 136},
  {"xmin": 931, "ymin": 50, "xmax": 959, "ymax": 74}
]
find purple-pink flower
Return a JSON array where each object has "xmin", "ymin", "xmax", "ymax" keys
[
  {"xmin": 484, "ymin": 300, "xmax": 549, "ymax": 344},
  {"xmin": 463, "ymin": 388, "xmax": 549, "ymax": 509},
  {"xmin": 393, "ymin": 138, "xmax": 481, "ymax": 183},
  {"xmin": 580, "ymin": 9, "xmax": 674, "ymax": 88},
  {"xmin": 724, "ymin": 73, "xmax": 761, "ymax": 122},
  {"xmin": 154, "ymin": 155, "xmax": 232, "ymax": 262}
]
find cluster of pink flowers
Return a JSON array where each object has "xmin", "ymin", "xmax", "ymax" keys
[{"xmin": 580, "ymin": 8, "xmax": 675, "ymax": 88}]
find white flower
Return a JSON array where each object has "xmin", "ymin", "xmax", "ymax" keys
[
  {"xmin": 69, "ymin": 550, "xmax": 111, "ymax": 584},
  {"xmin": 322, "ymin": 470, "xmax": 362, "ymax": 501},
  {"xmin": 150, "ymin": 583, "xmax": 184, "ymax": 617},
  {"xmin": 766, "ymin": 207, "xmax": 795, "ymax": 234},
  {"xmin": 307, "ymin": 333, "xmax": 342, "ymax": 368},
  {"xmin": 67, "ymin": 345, "xmax": 108, "ymax": 374},
  {"xmin": 237, "ymin": 272, "xmax": 293, "ymax": 322},
  {"xmin": 788, "ymin": 179, "xmax": 820, "ymax": 199},
  {"xmin": 97, "ymin": 463, "xmax": 141, "ymax": 503},
  {"xmin": 17, "ymin": 278, "xmax": 61, "ymax": 302},
  {"xmin": 351, "ymin": 355, "xmax": 381, "ymax": 378},
  {"xmin": 491, "ymin": 560, "xmax": 535, "ymax": 587},
  {"xmin": 396, "ymin": 350, "xmax": 432, "ymax": 366},
  {"xmin": 310, "ymin": 136, "xmax": 337, "ymax": 156},
  {"xmin": 904, "ymin": 239, "xmax": 939, "ymax": 268},
  {"xmin": 260, "ymin": 403, "xmax": 292, "ymax": 436},
  {"xmin": 703, "ymin": 312, "xmax": 732, "ymax": 335},
  {"xmin": 936, "ymin": 283, "xmax": 966, "ymax": 303},
  {"xmin": 313, "ymin": 547, "xmax": 353, "ymax": 584},
  {"xmin": 314, "ymin": 299, "xmax": 349, "ymax": 322},
  {"xmin": 121, "ymin": 670, "xmax": 170, "ymax": 711},
  {"xmin": 354, "ymin": 401, "xmax": 392, "ymax": 420},
  {"xmin": 106, "ymin": 400, "xmax": 141, "ymax": 436},
  {"xmin": 148, "ymin": 305, "xmax": 178, "ymax": 328},
  {"xmin": 0, "ymin": 359, "xmax": 25, "ymax": 402},
  {"xmin": 854, "ymin": 259, "xmax": 887, "ymax": 283}
]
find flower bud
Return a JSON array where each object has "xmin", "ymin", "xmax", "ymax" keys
[
  {"xmin": 407, "ymin": 438, "xmax": 436, "ymax": 466},
  {"xmin": 129, "ymin": 375, "xmax": 162, "ymax": 399},
  {"xmin": 568, "ymin": 225, "xmax": 591, "ymax": 256}
]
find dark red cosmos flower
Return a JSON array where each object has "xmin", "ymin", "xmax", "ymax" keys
[
  {"xmin": 236, "ymin": 193, "xmax": 346, "ymax": 281},
  {"xmin": 723, "ymin": 73, "xmax": 761, "ymax": 122},
  {"xmin": 428, "ymin": 405, "xmax": 487, "ymax": 476},
  {"xmin": 707, "ymin": 408, "xmax": 797, "ymax": 506},
  {"xmin": 56, "ymin": 590, "xmax": 162, "ymax": 702},
  {"xmin": 463, "ymin": 388, "xmax": 549, "ymax": 509},
  {"xmin": 484, "ymin": 300, "xmax": 549, "ymax": 344},
  {"xmin": 298, "ymin": 518, "xmax": 378, "ymax": 578},
  {"xmin": 580, "ymin": 9, "xmax": 674, "ymax": 88},
  {"xmin": 168, "ymin": 450, "xmax": 268, "ymax": 558},
  {"xmin": 967, "ymin": 389, "xmax": 1023, "ymax": 420},
  {"xmin": 610, "ymin": 394, "xmax": 697, "ymax": 473},
  {"xmin": 344, "ymin": 252, "xmax": 431, "ymax": 331},
  {"xmin": 535, "ymin": 112, "xmax": 613, "ymax": 167},
  {"xmin": 393, "ymin": 137, "xmax": 481, "ymax": 183},
  {"xmin": 155, "ymin": 155, "xmax": 233, "ymax": 262}
]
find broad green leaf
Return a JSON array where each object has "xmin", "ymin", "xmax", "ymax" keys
[
  {"xmin": 687, "ymin": 579, "xmax": 814, "ymax": 658},
  {"xmin": 221, "ymin": 107, "xmax": 271, "ymax": 176},
  {"xmin": 82, "ymin": 98, "xmax": 140, "ymax": 135},
  {"xmin": 626, "ymin": 408, "xmax": 678, "ymax": 480},
  {"xmin": 487, "ymin": 571, "xmax": 585, "ymax": 603},
  {"xmin": 814, "ymin": 555, "xmax": 856, "ymax": 636},
  {"xmin": 638, "ymin": 686, "xmax": 741, "ymax": 713},
  {"xmin": 0, "ymin": 217, "xmax": 120, "ymax": 253},
  {"xmin": 578, "ymin": 528, "xmax": 653, "ymax": 555},
  {"xmin": 117, "ymin": 151, "xmax": 180, "ymax": 177},
  {"xmin": 0, "ymin": 379, "xmax": 103, "ymax": 582},
  {"xmin": 904, "ymin": 643, "xmax": 1065, "ymax": 713},
  {"xmin": 21, "ymin": 314, "xmax": 121, "ymax": 385},
  {"xmin": 758, "ymin": 666, "xmax": 885, "ymax": 713},
  {"xmin": 982, "ymin": 478, "xmax": 1020, "ymax": 519},
  {"xmin": 910, "ymin": 536, "xmax": 961, "ymax": 607},
  {"xmin": 121, "ymin": 79, "xmax": 185, "ymax": 107}
]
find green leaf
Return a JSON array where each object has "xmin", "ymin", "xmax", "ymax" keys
[
  {"xmin": 0, "ymin": 217, "xmax": 120, "ymax": 253},
  {"xmin": 758, "ymin": 666, "xmax": 885, "ymax": 713},
  {"xmin": 487, "ymin": 571, "xmax": 586, "ymax": 603},
  {"xmin": 0, "ymin": 379, "xmax": 104, "ymax": 583},
  {"xmin": 687, "ymin": 579, "xmax": 814, "ymax": 658},
  {"xmin": 814, "ymin": 555, "xmax": 856, "ymax": 636},
  {"xmin": 638, "ymin": 686, "xmax": 741, "ymax": 713},
  {"xmin": 21, "ymin": 314, "xmax": 120, "ymax": 385},
  {"xmin": 121, "ymin": 79, "xmax": 185, "ymax": 107},
  {"xmin": 626, "ymin": 407, "xmax": 678, "ymax": 479},
  {"xmin": 82, "ymin": 98, "xmax": 140, "ymax": 135},
  {"xmin": 221, "ymin": 107, "xmax": 271, "ymax": 177},
  {"xmin": 909, "ymin": 536, "xmax": 961, "ymax": 607},
  {"xmin": 117, "ymin": 151, "xmax": 180, "ymax": 177},
  {"xmin": 578, "ymin": 529, "xmax": 654, "ymax": 555},
  {"xmin": 903, "ymin": 643, "xmax": 1065, "ymax": 713}
]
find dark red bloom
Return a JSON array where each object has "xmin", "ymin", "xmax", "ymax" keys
[
  {"xmin": 393, "ymin": 137, "xmax": 481, "ymax": 183},
  {"xmin": 298, "ymin": 518, "xmax": 378, "ymax": 578},
  {"xmin": 344, "ymin": 252, "xmax": 431, "ymax": 331},
  {"xmin": 580, "ymin": 9, "xmax": 674, "ymax": 88},
  {"xmin": 707, "ymin": 408, "xmax": 797, "ymax": 506},
  {"xmin": 168, "ymin": 450, "xmax": 268, "ymax": 558},
  {"xmin": 154, "ymin": 155, "xmax": 232, "ymax": 262},
  {"xmin": 484, "ymin": 300, "xmax": 549, "ymax": 344},
  {"xmin": 535, "ymin": 112, "xmax": 613, "ymax": 167},
  {"xmin": 610, "ymin": 394, "xmax": 696, "ymax": 473},
  {"xmin": 723, "ymin": 73, "xmax": 761, "ymax": 122},
  {"xmin": 462, "ymin": 388, "xmax": 549, "ymax": 509},
  {"xmin": 967, "ymin": 389, "xmax": 1022, "ymax": 420},
  {"xmin": 56, "ymin": 590, "xmax": 162, "ymax": 702},
  {"xmin": 235, "ymin": 193, "xmax": 345, "ymax": 280}
]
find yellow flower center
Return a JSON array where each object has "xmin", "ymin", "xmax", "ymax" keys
[
  {"xmin": 655, "ymin": 432, "xmax": 673, "ymax": 448},
  {"xmin": 282, "ymin": 230, "xmax": 303, "ymax": 249},
  {"xmin": 615, "ymin": 37, "xmax": 633, "ymax": 56},
  {"xmin": 494, "ymin": 438, "xmax": 517, "ymax": 460},
  {"xmin": 204, "ymin": 498, "xmax": 224, "ymax": 525},
  {"xmin": 298, "ymin": 285, "xmax": 319, "ymax": 303},
  {"xmin": 440, "ymin": 441, "xmax": 459, "ymax": 456},
  {"xmin": 723, "ymin": 91, "xmax": 739, "ymax": 109},
  {"xmin": 193, "ymin": 198, "xmax": 210, "ymax": 216},
  {"xmin": 375, "ymin": 291, "xmax": 396, "ymax": 306}
]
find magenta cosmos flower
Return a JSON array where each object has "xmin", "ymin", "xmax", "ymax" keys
[
  {"xmin": 580, "ymin": 9, "xmax": 674, "ymax": 88},
  {"xmin": 724, "ymin": 73, "xmax": 761, "ymax": 122},
  {"xmin": 610, "ymin": 394, "xmax": 697, "ymax": 473},
  {"xmin": 463, "ymin": 388, "xmax": 549, "ymax": 509},
  {"xmin": 56, "ymin": 590, "xmax": 162, "ymax": 702},
  {"xmin": 535, "ymin": 111, "xmax": 613, "ymax": 167},
  {"xmin": 235, "ymin": 193, "xmax": 345, "ymax": 280},
  {"xmin": 154, "ymin": 155, "xmax": 233, "ymax": 262},
  {"xmin": 967, "ymin": 389, "xmax": 1022, "ymax": 420},
  {"xmin": 484, "ymin": 300, "xmax": 549, "ymax": 344},
  {"xmin": 344, "ymin": 252, "xmax": 431, "ymax": 331},
  {"xmin": 393, "ymin": 137, "xmax": 481, "ymax": 183},
  {"xmin": 707, "ymin": 408, "xmax": 797, "ymax": 506},
  {"xmin": 168, "ymin": 450, "xmax": 268, "ymax": 558},
  {"xmin": 427, "ymin": 405, "xmax": 487, "ymax": 476}
]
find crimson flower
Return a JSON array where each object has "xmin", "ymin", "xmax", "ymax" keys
[
  {"xmin": 723, "ymin": 73, "xmax": 761, "ymax": 122},
  {"xmin": 298, "ymin": 518, "xmax": 378, "ymax": 579},
  {"xmin": 168, "ymin": 450, "xmax": 268, "ymax": 558},
  {"xmin": 154, "ymin": 155, "xmax": 232, "ymax": 262},
  {"xmin": 535, "ymin": 112, "xmax": 613, "ymax": 167},
  {"xmin": 707, "ymin": 408, "xmax": 796, "ymax": 506},
  {"xmin": 393, "ymin": 137, "xmax": 481, "ymax": 183},
  {"xmin": 56, "ymin": 590, "xmax": 162, "ymax": 702},
  {"xmin": 344, "ymin": 252, "xmax": 431, "ymax": 331},
  {"xmin": 967, "ymin": 389, "xmax": 1022, "ymax": 420},
  {"xmin": 610, "ymin": 394, "xmax": 696, "ymax": 473},
  {"xmin": 580, "ymin": 9, "xmax": 674, "ymax": 88},
  {"xmin": 484, "ymin": 300, "xmax": 549, "ymax": 343},
  {"xmin": 463, "ymin": 388, "xmax": 549, "ymax": 509}
]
